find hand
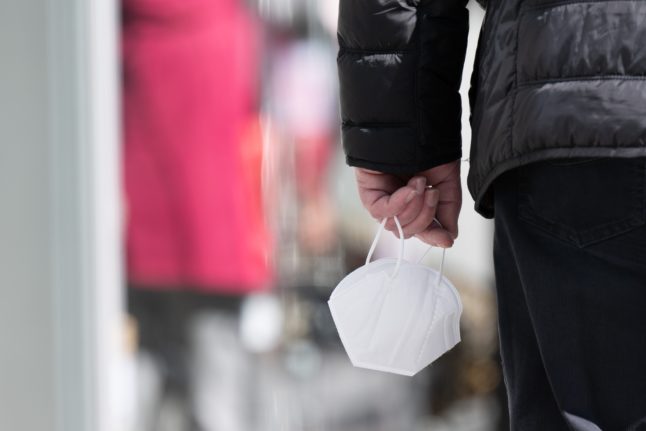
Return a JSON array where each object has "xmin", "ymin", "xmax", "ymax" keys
[
  {"xmin": 413, "ymin": 161, "xmax": 462, "ymax": 247},
  {"xmin": 354, "ymin": 160, "xmax": 462, "ymax": 247}
]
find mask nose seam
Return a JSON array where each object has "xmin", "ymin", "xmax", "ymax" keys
[
  {"xmin": 365, "ymin": 275, "xmax": 396, "ymax": 352},
  {"xmin": 386, "ymin": 268, "xmax": 431, "ymax": 367},
  {"xmin": 414, "ymin": 269, "xmax": 444, "ymax": 365}
]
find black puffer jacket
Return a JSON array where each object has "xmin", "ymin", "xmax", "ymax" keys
[{"xmin": 338, "ymin": 0, "xmax": 646, "ymax": 217}]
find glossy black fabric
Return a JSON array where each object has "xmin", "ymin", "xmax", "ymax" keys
[
  {"xmin": 338, "ymin": 0, "xmax": 646, "ymax": 217},
  {"xmin": 337, "ymin": 0, "xmax": 468, "ymax": 174},
  {"xmin": 493, "ymin": 158, "xmax": 646, "ymax": 431},
  {"xmin": 470, "ymin": 0, "xmax": 646, "ymax": 217}
]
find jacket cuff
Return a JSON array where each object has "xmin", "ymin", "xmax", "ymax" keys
[{"xmin": 343, "ymin": 125, "xmax": 461, "ymax": 174}]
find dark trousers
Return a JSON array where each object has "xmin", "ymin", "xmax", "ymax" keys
[{"xmin": 493, "ymin": 158, "xmax": 646, "ymax": 431}]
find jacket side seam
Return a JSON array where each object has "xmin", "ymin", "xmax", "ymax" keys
[
  {"xmin": 522, "ymin": 0, "xmax": 645, "ymax": 13},
  {"xmin": 517, "ymin": 75, "xmax": 646, "ymax": 88},
  {"xmin": 509, "ymin": 3, "xmax": 523, "ymax": 158}
]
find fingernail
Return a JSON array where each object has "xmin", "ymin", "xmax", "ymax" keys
[
  {"xmin": 425, "ymin": 190, "xmax": 439, "ymax": 207},
  {"xmin": 405, "ymin": 190, "xmax": 417, "ymax": 203},
  {"xmin": 415, "ymin": 177, "xmax": 426, "ymax": 193}
]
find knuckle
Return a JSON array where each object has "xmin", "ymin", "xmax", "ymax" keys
[{"xmin": 370, "ymin": 206, "xmax": 386, "ymax": 218}]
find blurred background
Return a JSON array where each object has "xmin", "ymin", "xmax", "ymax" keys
[{"xmin": 1, "ymin": 1, "xmax": 501, "ymax": 430}]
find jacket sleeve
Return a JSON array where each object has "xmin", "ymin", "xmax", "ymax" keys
[{"xmin": 337, "ymin": 0, "xmax": 469, "ymax": 174}]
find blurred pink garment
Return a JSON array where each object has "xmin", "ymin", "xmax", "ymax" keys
[{"xmin": 122, "ymin": 0, "xmax": 273, "ymax": 293}]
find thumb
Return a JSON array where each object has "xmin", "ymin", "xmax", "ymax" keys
[{"xmin": 366, "ymin": 177, "xmax": 425, "ymax": 219}]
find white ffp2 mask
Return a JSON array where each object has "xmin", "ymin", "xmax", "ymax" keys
[{"xmin": 328, "ymin": 217, "xmax": 462, "ymax": 376}]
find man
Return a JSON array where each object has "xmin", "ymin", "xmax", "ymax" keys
[{"xmin": 337, "ymin": 0, "xmax": 646, "ymax": 429}]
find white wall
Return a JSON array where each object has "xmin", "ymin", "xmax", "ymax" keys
[
  {"xmin": 0, "ymin": 3, "xmax": 55, "ymax": 429},
  {"xmin": 0, "ymin": 0, "xmax": 123, "ymax": 430}
]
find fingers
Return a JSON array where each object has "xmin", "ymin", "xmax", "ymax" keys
[
  {"xmin": 355, "ymin": 165, "xmax": 462, "ymax": 246},
  {"xmin": 417, "ymin": 161, "xmax": 462, "ymax": 241},
  {"xmin": 383, "ymin": 177, "xmax": 426, "ymax": 230},
  {"xmin": 355, "ymin": 168, "xmax": 402, "ymax": 197},
  {"xmin": 416, "ymin": 220, "xmax": 449, "ymax": 247},
  {"xmin": 396, "ymin": 188, "xmax": 440, "ymax": 239},
  {"xmin": 414, "ymin": 189, "xmax": 461, "ymax": 248},
  {"xmin": 415, "ymin": 226, "xmax": 455, "ymax": 248},
  {"xmin": 355, "ymin": 168, "xmax": 402, "ymax": 218},
  {"xmin": 415, "ymin": 195, "xmax": 460, "ymax": 248},
  {"xmin": 362, "ymin": 175, "xmax": 425, "ymax": 220},
  {"xmin": 433, "ymin": 183, "xmax": 462, "ymax": 239}
]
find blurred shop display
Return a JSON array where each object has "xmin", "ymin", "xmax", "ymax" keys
[
  {"xmin": 120, "ymin": 0, "xmax": 507, "ymax": 430},
  {"xmin": 122, "ymin": 0, "xmax": 273, "ymax": 429},
  {"xmin": 123, "ymin": 0, "xmax": 271, "ymax": 291}
]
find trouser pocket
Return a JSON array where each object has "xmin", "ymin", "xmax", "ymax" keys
[{"xmin": 518, "ymin": 157, "xmax": 646, "ymax": 247}]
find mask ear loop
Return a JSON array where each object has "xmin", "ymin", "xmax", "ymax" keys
[
  {"xmin": 412, "ymin": 219, "xmax": 449, "ymax": 367},
  {"xmin": 416, "ymin": 218, "xmax": 447, "ymax": 287},
  {"xmin": 365, "ymin": 216, "xmax": 405, "ymax": 279}
]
